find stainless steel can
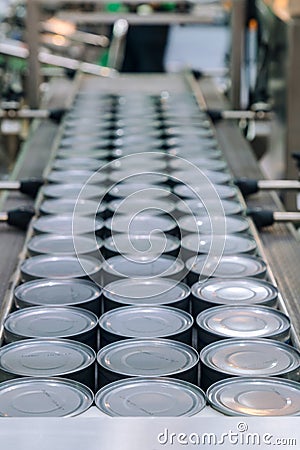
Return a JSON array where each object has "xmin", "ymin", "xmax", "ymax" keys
[
  {"xmin": 200, "ymin": 338, "xmax": 300, "ymax": 391},
  {"xmin": 0, "ymin": 339, "xmax": 96, "ymax": 390},
  {"xmin": 106, "ymin": 182, "xmax": 170, "ymax": 202},
  {"xmin": 4, "ymin": 306, "xmax": 98, "ymax": 349},
  {"xmin": 59, "ymin": 135, "xmax": 111, "ymax": 148},
  {"xmin": 173, "ymin": 184, "xmax": 238, "ymax": 201},
  {"xmin": 181, "ymin": 233, "xmax": 257, "ymax": 261},
  {"xmin": 169, "ymin": 158, "xmax": 228, "ymax": 172},
  {"xmin": 32, "ymin": 215, "xmax": 104, "ymax": 236},
  {"xmin": 103, "ymin": 278, "xmax": 190, "ymax": 312},
  {"xmin": 178, "ymin": 215, "xmax": 250, "ymax": 235},
  {"xmin": 41, "ymin": 183, "xmax": 106, "ymax": 201},
  {"xmin": 95, "ymin": 377, "xmax": 206, "ymax": 417},
  {"xmin": 175, "ymin": 199, "xmax": 244, "ymax": 217},
  {"xmin": 186, "ymin": 255, "xmax": 267, "ymax": 285},
  {"xmin": 97, "ymin": 338, "xmax": 199, "ymax": 387},
  {"xmin": 104, "ymin": 214, "xmax": 178, "ymax": 237},
  {"xmin": 46, "ymin": 169, "xmax": 108, "ymax": 185},
  {"xmin": 103, "ymin": 233, "xmax": 180, "ymax": 259},
  {"xmin": 99, "ymin": 306, "xmax": 193, "ymax": 346},
  {"xmin": 107, "ymin": 198, "xmax": 176, "ymax": 216},
  {"xmin": 207, "ymin": 377, "xmax": 300, "ymax": 416},
  {"xmin": 14, "ymin": 279, "xmax": 102, "ymax": 315},
  {"xmin": 56, "ymin": 149, "xmax": 110, "ymax": 160},
  {"xmin": 171, "ymin": 169, "xmax": 232, "ymax": 186},
  {"xmin": 191, "ymin": 278, "xmax": 278, "ymax": 316},
  {"xmin": 20, "ymin": 255, "xmax": 102, "ymax": 283},
  {"xmin": 52, "ymin": 158, "xmax": 107, "ymax": 171},
  {"xmin": 0, "ymin": 377, "xmax": 94, "ymax": 417},
  {"xmin": 27, "ymin": 234, "xmax": 102, "ymax": 259},
  {"xmin": 196, "ymin": 305, "xmax": 291, "ymax": 348},
  {"xmin": 39, "ymin": 198, "xmax": 106, "ymax": 217},
  {"xmin": 102, "ymin": 255, "xmax": 185, "ymax": 285}
]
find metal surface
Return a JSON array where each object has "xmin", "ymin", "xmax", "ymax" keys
[{"xmin": 230, "ymin": 0, "xmax": 247, "ymax": 108}]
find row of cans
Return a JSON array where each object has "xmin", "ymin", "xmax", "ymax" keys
[
  {"xmin": 0, "ymin": 374, "xmax": 299, "ymax": 417},
  {"xmin": 3, "ymin": 91, "xmax": 299, "ymax": 417}
]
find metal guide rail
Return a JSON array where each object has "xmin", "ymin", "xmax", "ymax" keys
[{"xmin": 0, "ymin": 72, "xmax": 299, "ymax": 419}]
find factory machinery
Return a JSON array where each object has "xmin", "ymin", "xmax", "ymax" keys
[{"xmin": 0, "ymin": 1, "xmax": 299, "ymax": 449}]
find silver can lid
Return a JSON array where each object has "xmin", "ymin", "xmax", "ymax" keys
[
  {"xmin": 182, "ymin": 234, "xmax": 257, "ymax": 255},
  {"xmin": 27, "ymin": 234, "xmax": 101, "ymax": 256},
  {"xmin": 4, "ymin": 306, "xmax": 98, "ymax": 340},
  {"xmin": 196, "ymin": 305, "xmax": 290, "ymax": 339},
  {"xmin": 207, "ymin": 377, "xmax": 300, "ymax": 416},
  {"xmin": 172, "ymin": 169, "xmax": 231, "ymax": 186},
  {"xmin": 179, "ymin": 215, "xmax": 249, "ymax": 234},
  {"xmin": 105, "ymin": 214, "xmax": 176, "ymax": 235},
  {"xmin": 100, "ymin": 306, "xmax": 193, "ymax": 338},
  {"xmin": 97, "ymin": 338, "xmax": 198, "ymax": 377},
  {"xmin": 0, "ymin": 338, "xmax": 96, "ymax": 377},
  {"xmin": 52, "ymin": 158, "xmax": 106, "ymax": 171},
  {"xmin": 186, "ymin": 255, "xmax": 267, "ymax": 278},
  {"xmin": 176, "ymin": 199, "xmax": 244, "ymax": 216},
  {"xmin": 14, "ymin": 279, "xmax": 101, "ymax": 308},
  {"xmin": 104, "ymin": 278, "xmax": 190, "ymax": 306},
  {"xmin": 103, "ymin": 255, "xmax": 184, "ymax": 280},
  {"xmin": 20, "ymin": 255, "xmax": 101, "ymax": 281},
  {"xmin": 107, "ymin": 198, "xmax": 175, "ymax": 215},
  {"xmin": 107, "ymin": 172, "xmax": 168, "ymax": 185},
  {"xmin": 32, "ymin": 215, "xmax": 103, "ymax": 236},
  {"xmin": 41, "ymin": 183, "xmax": 106, "ymax": 200},
  {"xmin": 169, "ymin": 158, "xmax": 227, "ymax": 172},
  {"xmin": 103, "ymin": 234, "xmax": 179, "ymax": 257},
  {"xmin": 169, "ymin": 147, "xmax": 222, "ymax": 159},
  {"xmin": 95, "ymin": 377, "xmax": 205, "ymax": 417},
  {"xmin": 109, "ymin": 158, "xmax": 167, "ymax": 172},
  {"xmin": 46, "ymin": 170, "xmax": 108, "ymax": 185},
  {"xmin": 107, "ymin": 183, "xmax": 170, "ymax": 200},
  {"xmin": 173, "ymin": 184, "xmax": 238, "ymax": 200},
  {"xmin": 192, "ymin": 278, "xmax": 278, "ymax": 306},
  {"xmin": 39, "ymin": 199, "xmax": 105, "ymax": 216},
  {"xmin": 200, "ymin": 338, "xmax": 300, "ymax": 377},
  {"xmin": 0, "ymin": 377, "xmax": 93, "ymax": 417},
  {"xmin": 108, "ymin": 169, "xmax": 168, "ymax": 185},
  {"xmin": 56, "ymin": 149, "xmax": 110, "ymax": 160},
  {"xmin": 60, "ymin": 135, "xmax": 111, "ymax": 148}
]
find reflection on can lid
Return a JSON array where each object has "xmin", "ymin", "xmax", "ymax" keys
[
  {"xmin": 56, "ymin": 149, "xmax": 110, "ymax": 160},
  {"xmin": 41, "ymin": 183, "xmax": 106, "ymax": 200},
  {"xmin": 173, "ymin": 184, "xmax": 238, "ymax": 200},
  {"xmin": 32, "ymin": 215, "xmax": 103, "ymax": 236},
  {"xmin": 27, "ymin": 234, "xmax": 101, "ymax": 256},
  {"xmin": 192, "ymin": 278, "xmax": 278, "ymax": 306},
  {"xmin": 181, "ymin": 234, "xmax": 257, "ymax": 255},
  {"xmin": 176, "ymin": 199, "xmax": 244, "ymax": 216},
  {"xmin": 107, "ymin": 172, "xmax": 168, "ymax": 185},
  {"xmin": 46, "ymin": 170, "xmax": 108, "ymax": 185},
  {"xmin": 95, "ymin": 377, "xmax": 205, "ymax": 416},
  {"xmin": 4, "ymin": 306, "xmax": 98, "ymax": 340},
  {"xmin": 39, "ymin": 199, "xmax": 105, "ymax": 217},
  {"xmin": 20, "ymin": 255, "xmax": 101, "ymax": 281},
  {"xmin": 14, "ymin": 279, "xmax": 101, "ymax": 308},
  {"xmin": 0, "ymin": 377, "xmax": 94, "ymax": 417},
  {"xmin": 186, "ymin": 255, "xmax": 267, "ymax": 279},
  {"xmin": 103, "ymin": 234, "xmax": 179, "ymax": 257},
  {"xmin": 102, "ymin": 255, "xmax": 184, "ymax": 280},
  {"xmin": 108, "ymin": 198, "xmax": 175, "ymax": 215},
  {"xmin": 105, "ymin": 214, "xmax": 176, "ymax": 235},
  {"xmin": 172, "ymin": 169, "xmax": 231, "ymax": 186},
  {"xmin": 200, "ymin": 338, "xmax": 300, "ymax": 377},
  {"xmin": 178, "ymin": 215, "xmax": 250, "ymax": 234},
  {"xmin": 196, "ymin": 305, "xmax": 290, "ymax": 340},
  {"xmin": 52, "ymin": 158, "xmax": 106, "ymax": 171},
  {"xmin": 104, "ymin": 278, "xmax": 190, "ymax": 306},
  {"xmin": 107, "ymin": 183, "xmax": 170, "ymax": 199},
  {"xmin": 97, "ymin": 338, "xmax": 198, "ymax": 377},
  {"xmin": 207, "ymin": 377, "xmax": 300, "ymax": 416},
  {"xmin": 169, "ymin": 158, "xmax": 227, "ymax": 172},
  {"xmin": 168, "ymin": 146, "xmax": 221, "ymax": 158},
  {"xmin": 0, "ymin": 338, "xmax": 95, "ymax": 376},
  {"xmin": 100, "ymin": 306, "xmax": 193, "ymax": 338}
]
